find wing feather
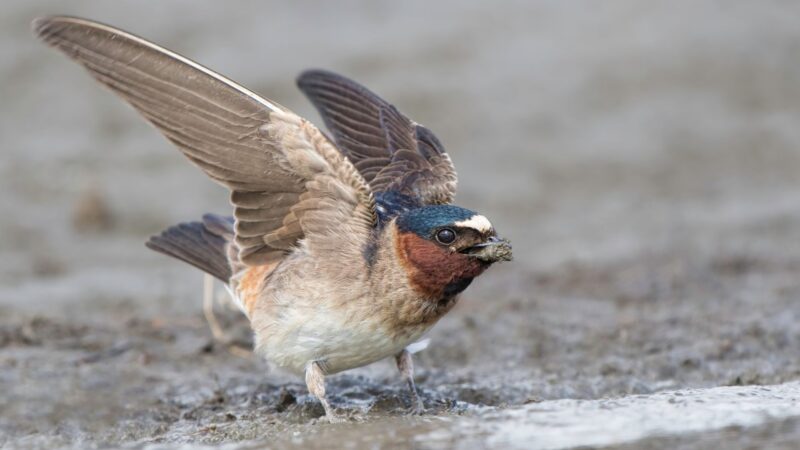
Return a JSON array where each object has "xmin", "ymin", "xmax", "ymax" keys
[
  {"xmin": 34, "ymin": 16, "xmax": 376, "ymax": 266},
  {"xmin": 297, "ymin": 69, "xmax": 457, "ymax": 206}
]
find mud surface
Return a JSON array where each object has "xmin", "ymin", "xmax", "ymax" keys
[{"xmin": 2, "ymin": 1, "xmax": 800, "ymax": 448}]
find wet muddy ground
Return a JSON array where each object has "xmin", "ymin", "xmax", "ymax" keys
[{"xmin": 2, "ymin": 1, "xmax": 800, "ymax": 448}]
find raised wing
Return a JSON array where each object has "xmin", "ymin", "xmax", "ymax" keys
[
  {"xmin": 297, "ymin": 70, "xmax": 458, "ymax": 206},
  {"xmin": 34, "ymin": 16, "xmax": 376, "ymax": 266}
]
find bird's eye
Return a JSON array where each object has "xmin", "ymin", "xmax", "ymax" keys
[{"xmin": 435, "ymin": 228, "xmax": 456, "ymax": 244}]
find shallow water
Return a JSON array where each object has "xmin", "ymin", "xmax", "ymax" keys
[{"xmin": 2, "ymin": 0, "xmax": 800, "ymax": 448}]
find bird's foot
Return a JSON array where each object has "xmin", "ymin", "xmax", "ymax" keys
[{"xmin": 408, "ymin": 392, "xmax": 426, "ymax": 415}]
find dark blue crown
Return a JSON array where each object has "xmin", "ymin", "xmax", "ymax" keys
[{"xmin": 396, "ymin": 205, "xmax": 477, "ymax": 238}]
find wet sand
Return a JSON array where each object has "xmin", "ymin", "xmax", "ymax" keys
[{"xmin": 2, "ymin": 1, "xmax": 800, "ymax": 448}]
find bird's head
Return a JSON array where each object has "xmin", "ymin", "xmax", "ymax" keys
[{"xmin": 393, "ymin": 205, "xmax": 512, "ymax": 299}]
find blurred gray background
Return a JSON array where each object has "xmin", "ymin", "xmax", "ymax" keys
[
  {"xmin": 2, "ymin": 1, "xmax": 800, "ymax": 448},
  {"xmin": 3, "ymin": 0, "xmax": 800, "ymax": 314}
]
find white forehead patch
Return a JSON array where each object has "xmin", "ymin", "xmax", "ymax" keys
[{"xmin": 453, "ymin": 215, "xmax": 493, "ymax": 233}]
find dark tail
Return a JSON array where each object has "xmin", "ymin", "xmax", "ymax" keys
[{"xmin": 146, "ymin": 214, "xmax": 235, "ymax": 282}]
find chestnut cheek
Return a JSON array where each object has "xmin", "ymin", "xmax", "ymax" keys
[{"xmin": 398, "ymin": 233, "xmax": 487, "ymax": 299}]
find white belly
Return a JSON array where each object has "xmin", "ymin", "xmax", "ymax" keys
[{"xmin": 253, "ymin": 299, "xmax": 430, "ymax": 375}]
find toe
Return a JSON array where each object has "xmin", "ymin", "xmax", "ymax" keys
[{"xmin": 410, "ymin": 398, "xmax": 425, "ymax": 415}]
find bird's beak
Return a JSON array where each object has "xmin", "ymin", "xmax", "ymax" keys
[{"xmin": 461, "ymin": 235, "xmax": 513, "ymax": 262}]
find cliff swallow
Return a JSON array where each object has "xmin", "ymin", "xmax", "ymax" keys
[{"xmin": 34, "ymin": 16, "xmax": 512, "ymax": 422}]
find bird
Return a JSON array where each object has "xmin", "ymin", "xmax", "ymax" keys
[{"xmin": 33, "ymin": 16, "xmax": 512, "ymax": 422}]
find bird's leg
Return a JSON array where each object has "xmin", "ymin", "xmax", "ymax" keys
[
  {"xmin": 395, "ymin": 349, "xmax": 425, "ymax": 414},
  {"xmin": 305, "ymin": 360, "xmax": 343, "ymax": 423}
]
